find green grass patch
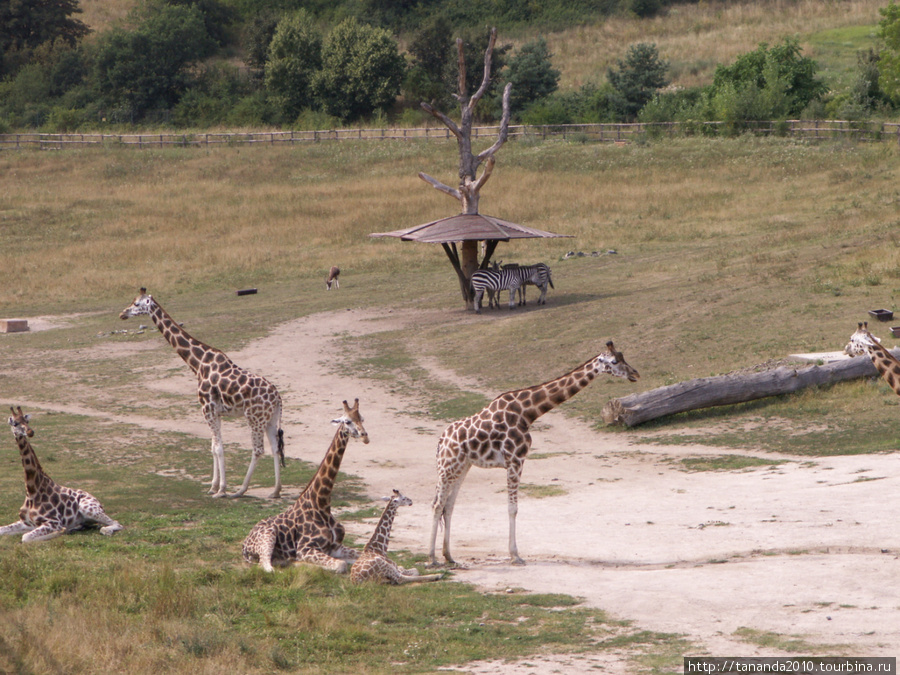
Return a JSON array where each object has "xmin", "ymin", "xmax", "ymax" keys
[
  {"xmin": 671, "ymin": 455, "xmax": 788, "ymax": 473},
  {"xmin": 733, "ymin": 627, "xmax": 850, "ymax": 655}
]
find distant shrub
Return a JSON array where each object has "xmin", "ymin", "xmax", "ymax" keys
[
  {"xmin": 312, "ymin": 18, "xmax": 406, "ymax": 122},
  {"xmin": 608, "ymin": 43, "xmax": 669, "ymax": 121},
  {"xmin": 264, "ymin": 9, "xmax": 322, "ymax": 120},
  {"xmin": 43, "ymin": 106, "xmax": 84, "ymax": 132}
]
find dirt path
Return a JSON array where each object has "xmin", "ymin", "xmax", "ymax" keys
[
  {"xmin": 22, "ymin": 309, "xmax": 900, "ymax": 666},
  {"xmin": 238, "ymin": 309, "xmax": 900, "ymax": 661}
]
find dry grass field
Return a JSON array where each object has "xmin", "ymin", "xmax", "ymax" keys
[{"xmin": 3, "ymin": 1, "xmax": 900, "ymax": 670}]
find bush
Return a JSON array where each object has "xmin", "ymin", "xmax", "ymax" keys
[
  {"xmin": 313, "ymin": 18, "xmax": 406, "ymax": 122},
  {"xmin": 709, "ymin": 38, "xmax": 826, "ymax": 118},
  {"xmin": 264, "ymin": 9, "xmax": 322, "ymax": 119},
  {"xmin": 607, "ymin": 43, "xmax": 669, "ymax": 121},
  {"xmin": 503, "ymin": 37, "xmax": 560, "ymax": 119},
  {"xmin": 93, "ymin": 4, "xmax": 216, "ymax": 120}
]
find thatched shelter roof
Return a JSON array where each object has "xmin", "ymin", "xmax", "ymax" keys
[{"xmin": 369, "ymin": 213, "xmax": 572, "ymax": 244}]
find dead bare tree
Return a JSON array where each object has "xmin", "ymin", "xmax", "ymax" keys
[{"xmin": 419, "ymin": 27, "xmax": 512, "ymax": 309}]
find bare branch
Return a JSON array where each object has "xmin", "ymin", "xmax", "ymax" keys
[
  {"xmin": 472, "ymin": 156, "xmax": 494, "ymax": 193},
  {"xmin": 418, "ymin": 172, "xmax": 461, "ymax": 201},
  {"xmin": 468, "ymin": 28, "xmax": 498, "ymax": 111},
  {"xmin": 456, "ymin": 38, "xmax": 467, "ymax": 100},
  {"xmin": 476, "ymin": 82, "xmax": 512, "ymax": 164},
  {"xmin": 420, "ymin": 102, "xmax": 462, "ymax": 139}
]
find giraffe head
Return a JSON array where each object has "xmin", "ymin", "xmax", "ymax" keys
[
  {"xmin": 119, "ymin": 287, "xmax": 154, "ymax": 320},
  {"xmin": 845, "ymin": 321, "xmax": 879, "ymax": 356},
  {"xmin": 331, "ymin": 398, "xmax": 369, "ymax": 444},
  {"xmin": 383, "ymin": 489, "xmax": 412, "ymax": 507},
  {"xmin": 8, "ymin": 406, "xmax": 34, "ymax": 438},
  {"xmin": 597, "ymin": 341, "xmax": 640, "ymax": 382}
]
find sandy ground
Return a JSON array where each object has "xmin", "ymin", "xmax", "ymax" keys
[{"xmin": 17, "ymin": 309, "xmax": 900, "ymax": 669}]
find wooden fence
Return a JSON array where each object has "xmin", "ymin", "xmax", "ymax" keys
[{"xmin": 2, "ymin": 119, "xmax": 900, "ymax": 150}]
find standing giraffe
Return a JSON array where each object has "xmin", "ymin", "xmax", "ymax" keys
[
  {"xmin": 242, "ymin": 399, "xmax": 368, "ymax": 572},
  {"xmin": 351, "ymin": 490, "xmax": 444, "ymax": 584},
  {"xmin": 845, "ymin": 321, "xmax": 900, "ymax": 394},
  {"xmin": 1, "ymin": 407, "xmax": 123, "ymax": 541},
  {"xmin": 428, "ymin": 341, "xmax": 639, "ymax": 566},
  {"xmin": 120, "ymin": 288, "xmax": 285, "ymax": 498}
]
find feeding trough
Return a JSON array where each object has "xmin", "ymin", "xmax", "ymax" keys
[{"xmin": 869, "ymin": 309, "xmax": 893, "ymax": 322}]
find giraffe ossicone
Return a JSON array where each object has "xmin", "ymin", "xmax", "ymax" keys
[
  {"xmin": 2, "ymin": 407, "xmax": 123, "ymax": 542},
  {"xmin": 351, "ymin": 489, "xmax": 444, "ymax": 584},
  {"xmin": 121, "ymin": 288, "xmax": 285, "ymax": 499},
  {"xmin": 242, "ymin": 399, "xmax": 368, "ymax": 573},
  {"xmin": 428, "ymin": 340, "xmax": 639, "ymax": 567}
]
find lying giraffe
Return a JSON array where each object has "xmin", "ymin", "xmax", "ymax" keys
[
  {"xmin": 351, "ymin": 490, "xmax": 444, "ymax": 585},
  {"xmin": 121, "ymin": 288, "xmax": 285, "ymax": 498},
  {"xmin": 429, "ymin": 341, "xmax": 639, "ymax": 567},
  {"xmin": 845, "ymin": 321, "xmax": 900, "ymax": 393},
  {"xmin": 242, "ymin": 399, "xmax": 368, "ymax": 573},
  {"xmin": 1, "ymin": 407, "xmax": 123, "ymax": 542}
]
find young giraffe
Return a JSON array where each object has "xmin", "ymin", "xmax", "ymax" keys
[
  {"xmin": 120, "ymin": 288, "xmax": 285, "ymax": 498},
  {"xmin": 242, "ymin": 399, "xmax": 368, "ymax": 573},
  {"xmin": 351, "ymin": 490, "xmax": 444, "ymax": 584},
  {"xmin": 1, "ymin": 407, "xmax": 123, "ymax": 542},
  {"xmin": 845, "ymin": 321, "xmax": 900, "ymax": 394},
  {"xmin": 428, "ymin": 341, "xmax": 640, "ymax": 567}
]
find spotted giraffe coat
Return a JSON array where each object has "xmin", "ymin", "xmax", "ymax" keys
[{"xmin": 1, "ymin": 407, "xmax": 123, "ymax": 542}]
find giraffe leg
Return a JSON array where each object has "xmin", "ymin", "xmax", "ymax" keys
[
  {"xmin": 506, "ymin": 462, "xmax": 525, "ymax": 566},
  {"xmin": 441, "ymin": 478, "xmax": 467, "ymax": 564},
  {"xmin": 229, "ymin": 428, "xmax": 264, "ymax": 499},
  {"xmin": 295, "ymin": 547, "xmax": 351, "ymax": 573},
  {"xmin": 396, "ymin": 571, "xmax": 445, "ymax": 584},
  {"xmin": 0, "ymin": 520, "xmax": 33, "ymax": 537},
  {"xmin": 331, "ymin": 544, "xmax": 359, "ymax": 562},
  {"xmin": 78, "ymin": 495, "xmax": 123, "ymax": 536},
  {"xmin": 267, "ymin": 419, "xmax": 283, "ymax": 499},
  {"xmin": 205, "ymin": 407, "xmax": 227, "ymax": 498},
  {"xmin": 22, "ymin": 522, "xmax": 67, "ymax": 542}
]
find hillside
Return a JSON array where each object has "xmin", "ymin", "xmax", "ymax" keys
[{"xmin": 0, "ymin": 0, "xmax": 891, "ymax": 131}]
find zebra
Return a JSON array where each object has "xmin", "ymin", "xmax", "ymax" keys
[
  {"xmin": 486, "ymin": 262, "xmax": 554, "ymax": 308},
  {"xmin": 470, "ymin": 263, "xmax": 553, "ymax": 314},
  {"xmin": 520, "ymin": 262, "xmax": 554, "ymax": 306}
]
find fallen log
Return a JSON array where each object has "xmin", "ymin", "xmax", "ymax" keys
[{"xmin": 601, "ymin": 352, "xmax": 892, "ymax": 427}]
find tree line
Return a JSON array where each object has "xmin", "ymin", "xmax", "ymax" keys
[{"xmin": 2, "ymin": 0, "xmax": 900, "ymax": 133}]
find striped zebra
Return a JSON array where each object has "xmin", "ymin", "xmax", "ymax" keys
[
  {"xmin": 520, "ymin": 262, "xmax": 554, "ymax": 306},
  {"xmin": 497, "ymin": 262, "xmax": 554, "ymax": 307},
  {"xmin": 470, "ymin": 263, "xmax": 554, "ymax": 314}
]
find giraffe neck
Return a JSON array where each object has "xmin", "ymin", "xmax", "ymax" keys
[
  {"xmin": 518, "ymin": 356, "xmax": 602, "ymax": 424},
  {"xmin": 15, "ymin": 435, "xmax": 51, "ymax": 497},
  {"xmin": 300, "ymin": 425, "xmax": 350, "ymax": 511},
  {"xmin": 147, "ymin": 301, "xmax": 216, "ymax": 375},
  {"xmin": 867, "ymin": 343, "xmax": 900, "ymax": 394},
  {"xmin": 364, "ymin": 501, "xmax": 399, "ymax": 555}
]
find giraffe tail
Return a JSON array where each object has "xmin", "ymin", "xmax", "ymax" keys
[{"xmin": 277, "ymin": 428, "xmax": 285, "ymax": 468}]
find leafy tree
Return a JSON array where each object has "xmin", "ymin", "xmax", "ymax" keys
[
  {"xmin": 709, "ymin": 38, "xmax": 825, "ymax": 117},
  {"xmin": 264, "ymin": 9, "xmax": 322, "ymax": 119},
  {"xmin": 164, "ymin": 0, "xmax": 238, "ymax": 47},
  {"xmin": 607, "ymin": 42, "xmax": 669, "ymax": 120},
  {"xmin": 503, "ymin": 37, "xmax": 560, "ymax": 118},
  {"xmin": 0, "ymin": 0, "xmax": 89, "ymax": 77},
  {"xmin": 404, "ymin": 14, "xmax": 454, "ymax": 107},
  {"xmin": 94, "ymin": 4, "xmax": 216, "ymax": 120},
  {"xmin": 313, "ymin": 18, "xmax": 405, "ymax": 122},
  {"xmin": 878, "ymin": 1, "xmax": 900, "ymax": 102},
  {"xmin": 243, "ymin": 10, "xmax": 281, "ymax": 73}
]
